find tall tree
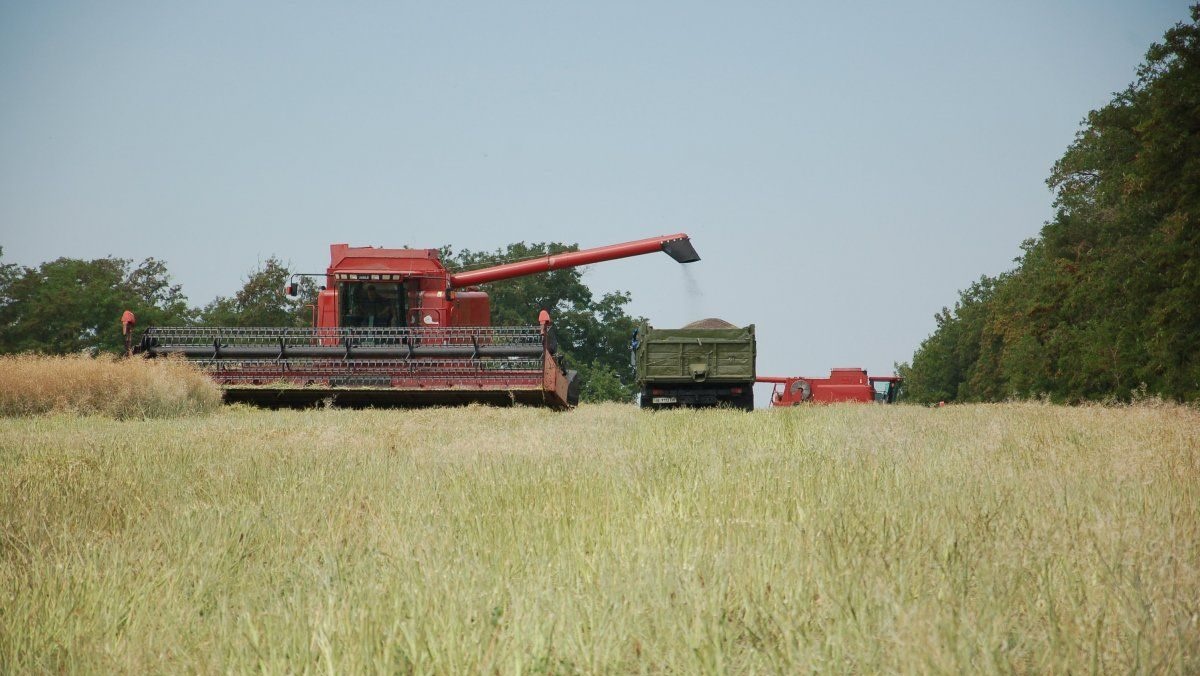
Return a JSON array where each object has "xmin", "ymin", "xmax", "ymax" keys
[
  {"xmin": 897, "ymin": 275, "xmax": 1001, "ymax": 402},
  {"xmin": 199, "ymin": 257, "xmax": 318, "ymax": 327},
  {"xmin": 0, "ymin": 249, "xmax": 193, "ymax": 354},
  {"xmin": 443, "ymin": 242, "xmax": 641, "ymax": 402},
  {"xmin": 901, "ymin": 6, "xmax": 1200, "ymax": 403}
]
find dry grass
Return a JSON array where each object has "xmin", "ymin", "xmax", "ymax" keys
[
  {"xmin": 0, "ymin": 402, "xmax": 1197, "ymax": 673},
  {"xmin": 0, "ymin": 354, "xmax": 221, "ymax": 419}
]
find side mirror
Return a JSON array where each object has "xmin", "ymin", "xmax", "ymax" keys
[{"xmin": 284, "ymin": 282, "xmax": 298, "ymax": 298}]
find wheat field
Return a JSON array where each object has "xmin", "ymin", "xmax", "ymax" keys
[
  {"xmin": 0, "ymin": 355, "xmax": 220, "ymax": 419},
  {"xmin": 1, "ymin": 401, "xmax": 1197, "ymax": 673}
]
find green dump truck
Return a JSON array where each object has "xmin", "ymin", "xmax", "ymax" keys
[{"xmin": 632, "ymin": 319, "xmax": 756, "ymax": 410}]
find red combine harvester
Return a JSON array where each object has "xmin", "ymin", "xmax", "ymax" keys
[
  {"xmin": 132, "ymin": 233, "xmax": 699, "ymax": 409},
  {"xmin": 759, "ymin": 369, "xmax": 901, "ymax": 406}
]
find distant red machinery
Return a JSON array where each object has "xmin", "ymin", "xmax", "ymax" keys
[
  {"xmin": 759, "ymin": 368, "xmax": 902, "ymax": 405},
  {"xmin": 133, "ymin": 233, "xmax": 699, "ymax": 408}
]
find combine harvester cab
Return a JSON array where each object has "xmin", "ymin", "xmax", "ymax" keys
[
  {"xmin": 132, "ymin": 233, "xmax": 700, "ymax": 409},
  {"xmin": 759, "ymin": 369, "xmax": 902, "ymax": 406}
]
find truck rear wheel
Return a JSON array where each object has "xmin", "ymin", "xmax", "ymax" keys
[{"xmin": 733, "ymin": 389, "xmax": 754, "ymax": 412}]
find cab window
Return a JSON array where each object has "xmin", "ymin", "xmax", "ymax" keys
[{"xmin": 339, "ymin": 282, "xmax": 405, "ymax": 327}]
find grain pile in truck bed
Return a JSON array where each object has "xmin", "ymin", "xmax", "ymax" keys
[{"xmin": 682, "ymin": 318, "xmax": 738, "ymax": 329}]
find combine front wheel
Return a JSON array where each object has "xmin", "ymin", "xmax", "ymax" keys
[{"xmin": 565, "ymin": 370, "xmax": 580, "ymax": 407}]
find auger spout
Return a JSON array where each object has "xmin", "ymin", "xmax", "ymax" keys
[{"xmin": 448, "ymin": 233, "xmax": 699, "ymax": 288}]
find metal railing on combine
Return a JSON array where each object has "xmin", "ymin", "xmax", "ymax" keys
[
  {"xmin": 137, "ymin": 326, "xmax": 550, "ymax": 387},
  {"xmin": 139, "ymin": 326, "xmax": 545, "ymax": 361},
  {"xmin": 199, "ymin": 357, "xmax": 546, "ymax": 385}
]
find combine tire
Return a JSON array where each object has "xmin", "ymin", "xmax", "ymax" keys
[{"xmin": 565, "ymin": 370, "xmax": 581, "ymax": 407}]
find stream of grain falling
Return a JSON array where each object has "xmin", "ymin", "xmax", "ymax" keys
[{"xmin": 681, "ymin": 264, "xmax": 707, "ymax": 323}]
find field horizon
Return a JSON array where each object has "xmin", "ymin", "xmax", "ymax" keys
[{"xmin": 2, "ymin": 401, "xmax": 1197, "ymax": 673}]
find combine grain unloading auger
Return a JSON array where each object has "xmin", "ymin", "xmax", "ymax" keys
[{"xmin": 131, "ymin": 233, "xmax": 699, "ymax": 409}]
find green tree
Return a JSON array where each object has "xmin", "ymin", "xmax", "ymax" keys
[
  {"xmin": 903, "ymin": 5, "xmax": 1200, "ymax": 403},
  {"xmin": 199, "ymin": 257, "xmax": 319, "ymax": 327},
  {"xmin": 443, "ymin": 242, "xmax": 641, "ymax": 402},
  {"xmin": 0, "ymin": 248, "xmax": 193, "ymax": 354},
  {"xmin": 897, "ymin": 275, "xmax": 1001, "ymax": 403},
  {"xmin": 577, "ymin": 360, "xmax": 631, "ymax": 402}
]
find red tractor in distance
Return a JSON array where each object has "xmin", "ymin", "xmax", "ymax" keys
[
  {"xmin": 759, "ymin": 368, "xmax": 902, "ymax": 406},
  {"xmin": 133, "ymin": 233, "xmax": 700, "ymax": 409}
]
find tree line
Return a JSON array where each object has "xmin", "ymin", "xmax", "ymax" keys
[
  {"xmin": 0, "ymin": 242, "xmax": 641, "ymax": 402},
  {"xmin": 899, "ymin": 6, "xmax": 1200, "ymax": 403}
]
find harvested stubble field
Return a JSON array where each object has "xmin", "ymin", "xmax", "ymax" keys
[{"xmin": 1, "ymin": 401, "xmax": 1197, "ymax": 673}]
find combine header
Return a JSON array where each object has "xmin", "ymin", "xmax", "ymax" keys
[
  {"xmin": 759, "ymin": 369, "xmax": 901, "ymax": 405},
  {"xmin": 132, "ymin": 233, "xmax": 699, "ymax": 408}
]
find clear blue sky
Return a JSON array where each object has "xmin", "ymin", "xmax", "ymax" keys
[{"xmin": 0, "ymin": 1, "xmax": 1191, "ymax": 398}]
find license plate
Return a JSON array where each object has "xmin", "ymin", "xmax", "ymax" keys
[{"xmin": 652, "ymin": 397, "xmax": 677, "ymax": 404}]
